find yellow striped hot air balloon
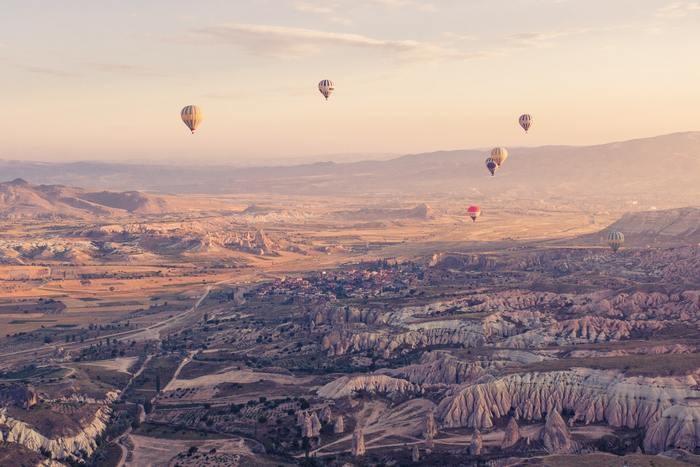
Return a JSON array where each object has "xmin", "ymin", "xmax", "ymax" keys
[
  {"xmin": 181, "ymin": 105, "xmax": 203, "ymax": 134},
  {"xmin": 490, "ymin": 147, "xmax": 508, "ymax": 166}
]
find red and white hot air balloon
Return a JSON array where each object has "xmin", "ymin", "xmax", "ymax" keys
[{"xmin": 467, "ymin": 205, "xmax": 481, "ymax": 222}]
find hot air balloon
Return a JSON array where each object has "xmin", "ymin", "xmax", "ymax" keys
[
  {"xmin": 519, "ymin": 114, "xmax": 532, "ymax": 133},
  {"xmin": 319, "ymin": 80, "xmax": 334, "ymax": 100},
  {"xmin": 491, "ymin": 147, "xmax": 508, "ymax": 166},
  {"xmin": 467, "ymin": 205, "xmax": 481, "ymax": 222},
  {"xmin": 181, "ymin": 105, "xmax": 203, "ymax": 134},
  {"xmin": 607, "ymin": 231, "xmax": 625, "ymax": 252},
  {"xmin": 485, "ymin": 158, "xmax": 498, "ymax": 176}
]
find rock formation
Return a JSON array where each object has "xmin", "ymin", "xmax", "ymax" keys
[
  {"xmin": 0, "ymin": 404, "xmax": 112, "ymax": 461},
  {"xmin": 568, "ymin": 343, "xmax": 695, "ymax": 358},
  {"xmin": 318, "ymin": 375, "xmax": 421, "ymax": 399},
  {"xmin": 320, "ymin": 406, "xmax": 333, "ymax": 424},
  {"xmin": 500, "ymin": 315, "xmax": 664, "ymax": 349},
  {"xmin": 643, "ymin": 402, "xmax": 700, "ymax": 453},
  {"xmin": 352, "ymin": 428, "xmax": 366, "ymax": 457},
  {"xmin": 322, "ymin": 326, "xmax": 486, "ymax": 358},
  {"xmin": 501, "ymin": 416, "xmax": 521, "ymax": 449},
  {"xmin": 424, "ymin": 410, "xmax": 438, "ymax": 440},
  {"xmin": 541, "ymin": 410, "xmax": 574, "ymax": 454},
  {"xmin": 469, "ymin": 429, "xmax": 483, "ymax": 456},
  {"xmin": 0, "ymin": 384, "xmax": 38, "ymax": 409},
  {"xmin": 437, "ymin": 369, "xmax": 700, "ymax": 432},
  {"xmin": 299, "ymin": 411, "xmax": 321, "ymax": 438},
  {"xmin": 412, "ymin": 444, "xmax": 420, "ymax": 462},
  {"xmin": 334, "ymin": 415, "xmax": 345, "ymax": 434},
  {"xmin": 383, "ymin": 351, "xmax": 503, "ymax": 386},
  {"xmin": 310, "ymin": 412, "xmax": 321, "ymax": 437},
  {"xmin": 309, "ymin": 301, "xmax": 385, "ymax": 327}
]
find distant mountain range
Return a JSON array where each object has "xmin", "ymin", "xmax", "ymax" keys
[
  {"xmin": 1, "ymin": 132, "xmax": 698, "ymax": 207},
  {"xmin": 0, "ymin": 178, "xmax": 178, "ymax": 219}
]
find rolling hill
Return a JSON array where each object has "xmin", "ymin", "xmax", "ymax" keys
[
  {"xmin": 605, "ymin": 207, "xmax": 700, "ymax": 244},
  {"xmin": 0, "ymin": 179, "xmax": 179, "ymax": 219}
]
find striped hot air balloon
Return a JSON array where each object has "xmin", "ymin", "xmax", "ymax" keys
[
  {"xmin": 318, "ymin": 79, "xmax": 334, "ymax": 100},
  {"xmin": 467, "ymin": 205, "xmax": 481, "ymax": 222},
  {"xmin": 485, "ymin": 158, "xmax": 498, "ymax": 176},
  {"xmin": 519, "ymin": 114, "xmax": 532, "ymax": 133},
  {"xmin": 181, "ymin": 105, "xmax": 203, "ymax": 134},
  {"xmin": 490, "ymin": 147, "xmax": 508, "ymax": 166},
  {"xmin": 607, "ymin": 231, "xmax": 625, "ymax": 252}
]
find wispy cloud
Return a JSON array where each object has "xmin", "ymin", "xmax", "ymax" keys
[
  {"xmin": 190, "ymin": 23, "xmax": 481, "ymax": 61},
  {"xmin": 292, "ymin": 1, "xmax": 352, "ymax": 24},
  {"xmin": 86, "ymin": 62, "xmax": 162, "ymax": 76},
  {"xmin": 506, "ymin": 28, "xmax": 591, "ymax": 48},
  {"xmin": 293, "ymin": 1, "xmax": 336, "ymax": 15},
  {"xmin": 656, "ymin": 1, "xmax": 700, "ymax": 18},
  {"xmin": 19, "ymin": 65, "xmax": 76, "ymax": 78},
  {"xmin": 367, "ymin": 0, "xmax": 437, "ymax": 11},
  {"xmin": 189, "ymin": 21, "xmax": 601, "ymax": 63},
  {"xmin": 18, "ymin": 62, "xmax": 162, "ymax": 78},
  {"xmin": 291, "ymin": 0, "xmax": 436, "ymax": 24}
]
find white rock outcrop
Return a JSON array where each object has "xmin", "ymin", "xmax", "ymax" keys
[
  {"xmin": 352, "ymin": 428, "xmax": 366, "ymax": 456},
  {"xmin": 500, "ymin": 316, "xmax": 663, "ymax": 348},
  {"xmin": 540, "ymin": 410, "xmax": 574, "ymax": 454},
  {"xmin": 322, "ymin": 327, "xmax": 487, "ymax": 358},
  {"xmin": 501, "ymin": 416, "xmax": 521, "ymax": 449},
  {"xmin": 382, "ymin": 351, "xmax": 504, "ymax": 386},
  {"xmin": 318, "ymin": 375, "xmax": 421, "ymax": 399},
  {"xmin": 643, "ymin": 402, "xmax": 700, "ymax": 453},
  {"xmin": 0, "ymin": 404, "xmax": 112, "ymax": 461},
  {"xmin": 437, "ymin": 369, "xmax": 700, "ymax": 432},
  {"xmin": 298, "ymin": 411, "xmax": 321, "ymax": 438},
  {"xmin": 469, "ymin": 429, "xmax": 483, "ymax": 455},
  {"xmin": 424, "ymin": 410, "xmax": 438, "ymax": 440},
  {"xmin": 334, "ymin": 415, "xmax": 345, "ymax": 434},
  {"xmin": 412, "ymin": 444, "xmax": 420, "ymax": 462}
]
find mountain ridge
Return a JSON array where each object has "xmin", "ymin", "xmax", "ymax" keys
[{"xmin": 1, "ymin": 132, "xmax": 698, "ymax": 205}]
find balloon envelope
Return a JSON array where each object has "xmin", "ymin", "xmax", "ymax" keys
[
  {"xmin": 485, "ymin": 158, "xmax": 498, "ymax": 176},
  {"xmin": 519, "ymin": 114, "xmax": 532, "ymax": 132},
  {"xmin": 607, "ymin": 231, "xmax": 625, "ymax": 252},
  {"xmin": 490, "ymin": 147, "xmax": 508, "ymax": 166},
  {"xmin": 181, "ymin": 105, "xmax": 203, "ymax": 133},
  {"xmin": 467, "ymin": 205, "xmax": 481, "ymax": 222},
  {"xmin": 319, "ymin": 79, "xmax": 335, "ymax": 100}
]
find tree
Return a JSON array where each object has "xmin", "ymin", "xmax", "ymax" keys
[{"xmin": 156, "ymin": 374, "xmax": 161, "ymax": 393}]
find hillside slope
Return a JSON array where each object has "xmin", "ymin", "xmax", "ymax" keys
[{"xmin": 0, "ymin": 179, "xmax": 179, "ymax": 219}]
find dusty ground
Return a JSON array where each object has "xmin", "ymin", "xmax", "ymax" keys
[
  {"xmin": 78, "ymin": 356, "xmax": 138, "ymax": 374},
  {"xmin": 126, "ymin": 434, "xmax": 253, "ymax": 467}
]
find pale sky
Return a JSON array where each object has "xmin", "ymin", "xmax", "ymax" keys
[{"xmin": 1, "ymin": 0, "xmax": 699, "ymax": 164}]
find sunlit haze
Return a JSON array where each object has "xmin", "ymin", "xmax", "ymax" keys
[{"xmin": 1, "ymin": 0, "xmax": 699, "ymax": 163}]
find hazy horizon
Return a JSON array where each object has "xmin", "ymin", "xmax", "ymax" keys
[
  {"xmin": 1, "ymin": 0, "xmax": 699, "ymax": 163},
  {"xmin": 1, "ymin": 130, "xmax": 698, "ymax": 167}
]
